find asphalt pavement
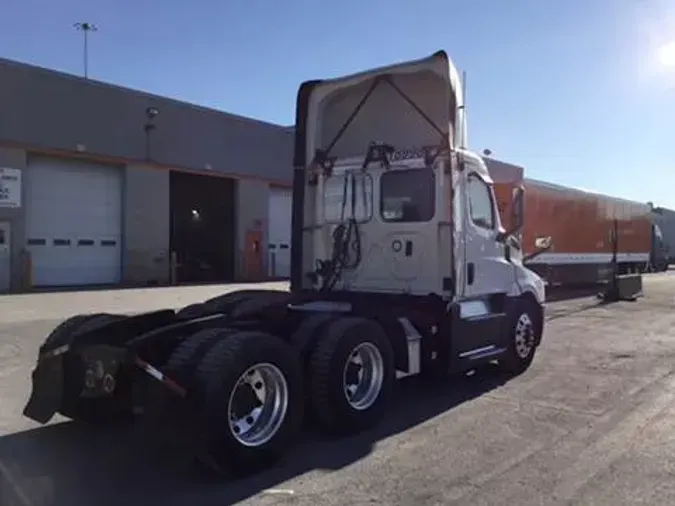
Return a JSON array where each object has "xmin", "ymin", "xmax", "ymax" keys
[{"xmin": 1, "ymin": 275, "xmax": 675, "ymax": 506}]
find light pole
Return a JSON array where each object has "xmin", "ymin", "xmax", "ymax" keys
[{"xmin": 73, "ymin": 22, "xmax": 98, "ymax": 79}]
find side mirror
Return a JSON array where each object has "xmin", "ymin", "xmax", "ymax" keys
[
  {"xmin": 523, "ymin": 236, "xmax": 554, "ymax": 263},
  {"xmin": 512, "ymin": 186, "xmax": 525, "ymax": 232},
  {"xmin": 535, "ymin": 236, "xmax": 552, "ymax": 250},
  {"xmin": 495, "ymin": 229, "xmax": 509, "ymax": 243}
]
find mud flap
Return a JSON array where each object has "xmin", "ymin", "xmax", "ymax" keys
[{"xmin": 23, "ymin": 355, "xmax": 65, "ymax": 424}]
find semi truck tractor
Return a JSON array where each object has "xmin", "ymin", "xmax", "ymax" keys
[
  {"xmin": 23, "ymin": 50, "xmax": 546, "ymax": 478},
  {"xmin": 650, "ymin": 206, "xmax": 675, "ymax": 268},
  {"xmin": 492, "ymin": 170, "xmax": 665, "ymax": 285}
]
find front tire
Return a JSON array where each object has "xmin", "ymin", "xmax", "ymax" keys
[
  {"xmin": 499, "ymin": 299, "xmax": 542, "ymax": 375},
  {"xmin": 192, "ymin": 331, "xmax": 303, "ymax": 478},
  {"xmin": 308, "ymin": 317, "xmax": 395, "ymax": 437}
]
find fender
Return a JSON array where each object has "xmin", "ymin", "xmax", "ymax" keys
[{"xmin": 360, "ymin": 312, "xmax": 410, "ymax": 373}]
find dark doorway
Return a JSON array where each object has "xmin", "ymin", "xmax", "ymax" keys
[{"xmin": 169, "ymin": 171, "xmax": 236, "ymax": 284}]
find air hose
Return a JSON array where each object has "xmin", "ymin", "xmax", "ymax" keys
[{"xmin": 319, "ymin": 172, "xmax": 363, "ymax": 291}]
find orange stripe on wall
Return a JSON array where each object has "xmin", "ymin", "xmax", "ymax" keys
[{"xmin": 0, "ymin": 139, "xmax": 293, "ymax": 188}]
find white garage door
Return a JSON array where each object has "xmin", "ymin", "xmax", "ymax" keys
[
  {"xmin": 26, "ymin": 156, "xmax": 123, "ymax": 287},
  {"xmin": 268, "ymin": 187, "xmax": 292, "ymax": 278}
]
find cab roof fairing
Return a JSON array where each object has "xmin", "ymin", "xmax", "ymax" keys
[{"xmin": 292, "ymin": 50, "xmax": 466, "ymax": 169}]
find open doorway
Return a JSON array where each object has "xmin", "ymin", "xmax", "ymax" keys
[{"xmin": 169, "ymin": 171, "xmax": 236, "ymax": 284}]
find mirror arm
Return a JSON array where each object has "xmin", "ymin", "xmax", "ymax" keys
[{"xmin": 523, "ymin": 244, "xmax": 552, "ymax": 263}]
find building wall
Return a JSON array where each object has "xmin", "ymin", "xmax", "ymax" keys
[
  {"xmin": 0, "ymin": 58, "xmax": 293, "ymax": 185},
  {"xmin": 235, "ymin": 179, "xmax": 270, "ymax": 281},
  {"xmin": 123, "ymin": 164, "xmax": 171, "ymax": 285},
  {"xmin": 0, "ymin": 148, "xmax": 277, "ymax": 290},
  {"xmin": 0, "ymin": 57, "xmax": 294, "ymax": 291},
  {"xmin": 0, "ymin": 147, "xmax": 26, "ymax": 291}
]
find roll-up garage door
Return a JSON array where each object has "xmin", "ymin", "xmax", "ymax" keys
[
  {"xmin": 26, "ymin": 156, "xmax": 123, "ymax": 287},
  {"xmin": 268, "ymin": 187, "xmax": 292, "ymax": 278}
]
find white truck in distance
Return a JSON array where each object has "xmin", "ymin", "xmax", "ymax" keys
[{"xmin": 23, "ymin": 50, "xmax": 547, "ymax": 478}]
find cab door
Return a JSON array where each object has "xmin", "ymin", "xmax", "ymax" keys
[{"xmin": 461, "ymin": 172, "xmax": 514, "ymax": 298}]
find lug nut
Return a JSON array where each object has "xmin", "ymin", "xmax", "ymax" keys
[
  {"xmin": 94, "ymin": 360, "xmax": 105, "ymax": 380},
  {"xmin": 84, "ymin": 370, "xmax": 96, "ymax": 389},
  {"xmin": 102, "ymin": 374, "xmax": 116, "ymax": 394}
]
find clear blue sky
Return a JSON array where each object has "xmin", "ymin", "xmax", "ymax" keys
[{"xmin": 2, "ymin": 0, "xmax": 675, "ymax": 207}]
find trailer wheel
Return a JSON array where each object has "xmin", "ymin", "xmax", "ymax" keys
[
  {"xmin": 499, "ymin": 298, "xmax": 541, "ymax": 375},
  {"xmin": 308, "ymin": 317, "xmax": 395, "ymax": 436},
  {"xmin": 192, "ymin": 331, "xmax": 303, "ymax": 477}
]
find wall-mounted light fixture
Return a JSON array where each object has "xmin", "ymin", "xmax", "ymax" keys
[
  {"xmin": 144, "ymin": 106, "xmax": 160, "ymax": 162},
  {"xmin": 146, "ymin": 106, "xmax": 160, "ymax": 121}
]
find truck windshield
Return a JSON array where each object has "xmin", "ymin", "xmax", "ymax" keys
[{"xmin": 380, "ymin": 168, "xmax": 435, "ymax": 223}]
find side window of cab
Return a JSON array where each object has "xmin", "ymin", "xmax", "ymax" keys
[{"xmin": 467, "ymin": 174, "xmax": 495, "ymax": 229}]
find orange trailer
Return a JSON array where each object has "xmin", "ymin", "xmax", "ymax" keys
[{"xmin": 488, "ymin": 160, "xmax": 652, "ymax": 286}]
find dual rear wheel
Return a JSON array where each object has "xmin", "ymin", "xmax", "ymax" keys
[
  {"xmin": 45, "ymin": 295, "xmax": 541, "ymax": 478},
  {"xmin": 162, "ymin": 315, "xmax": 395, "ymax": 477}
]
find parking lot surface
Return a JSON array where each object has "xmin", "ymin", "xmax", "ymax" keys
[{"xmin": 1, "ymin": 275, "xmax": 675, "ymax": 506}]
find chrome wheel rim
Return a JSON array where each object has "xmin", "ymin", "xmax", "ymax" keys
[
  {"xmin": 227, "ymin": 363, "xmax": 289, "ymax": 447},
  {"xmin": 342, "ymin": 342, "xmax": 384, "ymax": 411},
  {"xmin": 514, "ymin": 313, "xmax": 535, "ymax": 359}
]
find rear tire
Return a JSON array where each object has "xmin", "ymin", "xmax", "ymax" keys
[
  {"xmin": 192, "ymin": 331, "xmax": 303, "ymax": 478},
  {"xmin": 499, "ymin": 298, "xmax": 541, "ymax": 376},
  {"xmin": 308, "ymin": 317, "xmax": 395, "ymax": 436},
  {"xmin": 147, "ymin": 328, "xmax": 236, "ymax": 421},
  {"xmin": 176, "ymin": 290, "xmax": 286, "ymax": 320},
  {"xmin": 40, "ymin": 313, "xmax": 125, "ymax": 354},
  {"xmin": 228, "ymin": 291, "xmax": 292, "ymax": 321}
]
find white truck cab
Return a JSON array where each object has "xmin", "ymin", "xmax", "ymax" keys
[
  {"xmin": 290, "ymin": 50, "xmax": 546, "ymax": 379},
  {"xmin": 292, "ymin": 50, "xmax": 545, "ymax": 308}
]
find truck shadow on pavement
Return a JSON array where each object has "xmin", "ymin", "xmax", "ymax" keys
[{"xmin": 0, "ymin": 366, "xmax": 511, "ymax": 506}]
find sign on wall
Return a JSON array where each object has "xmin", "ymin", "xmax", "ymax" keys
[{"xmin": 0, "ymin": 168, "xmax": 21, "ymax": 208}]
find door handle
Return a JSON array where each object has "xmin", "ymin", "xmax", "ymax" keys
[
  {"xmin": 467, "ymin": 262, "xmax": 475, "ymax": 285},
  {"xmin": 405, "ymin": 240, "xmax": 413, "ymax": 257}
]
